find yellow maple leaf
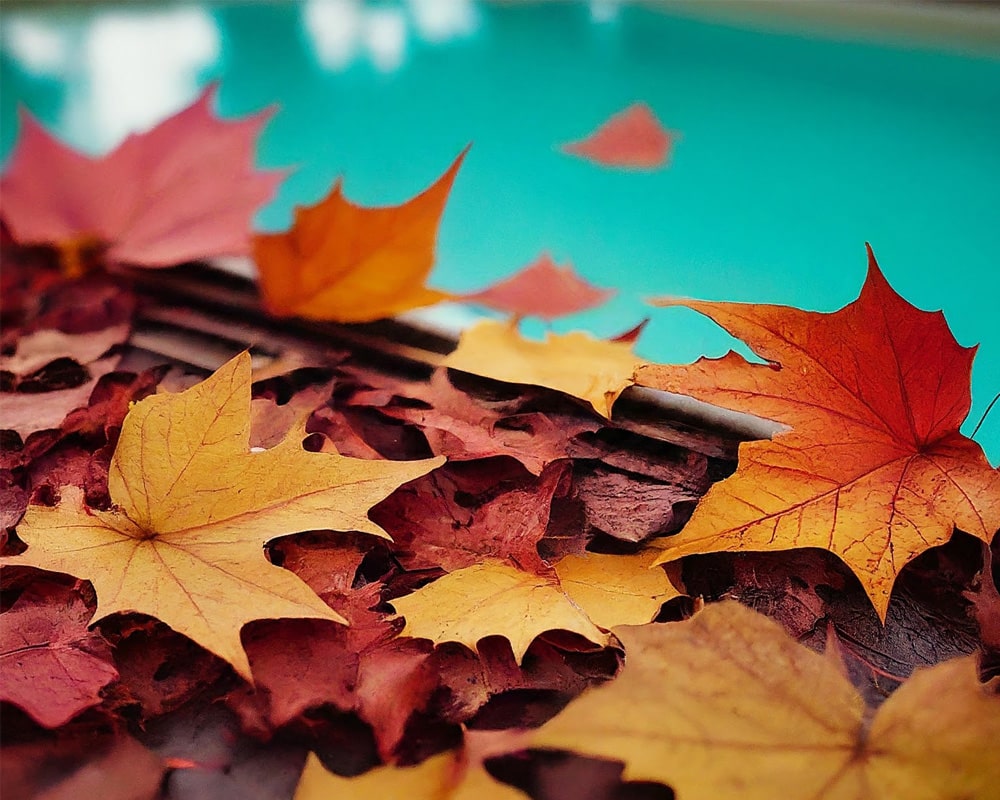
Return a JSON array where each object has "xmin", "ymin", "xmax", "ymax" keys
[
  {"xmin": 294, "ymin": 731, "xmax": 529, "ymax": 800},
  {"xmin": 533, "ymin": 600, "xmax": 1000, "ymax": 800},
  {"xmin": 255, "ymin": 148, "xmax": 467, "ymax": 322},
  {"xmin": 553, "ymin": 550, "xmax": 683, "ymax": 630},
  {"xmin": 443, "ymin": 319, "xmax": 645, "ymax": 418},
  {"xmin": 6, "ymin": 353, "xmax": 443, "ymax": 679},
  {"xmin": 391, "ymin": 560, "xmax": 609, "ymax": 664}
]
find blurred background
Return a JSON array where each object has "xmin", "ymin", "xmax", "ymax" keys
[{"xmin": 2, "ymin": 0, "xmax": 998, "ymax": 460}]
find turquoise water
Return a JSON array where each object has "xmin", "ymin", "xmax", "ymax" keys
[{"xmin": 2, "ymin": 2, "xmax": 998, "ymax": 462}]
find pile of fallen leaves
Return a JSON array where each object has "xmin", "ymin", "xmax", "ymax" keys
[{"xmin": 1, "ymin": 90, "xmax": 998, "ymax": 800}]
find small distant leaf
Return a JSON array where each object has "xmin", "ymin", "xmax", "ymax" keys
[
  {"xmin": 463, "ymin": 252, "xmax": 615, "ymax": 320},
  {"xmin": 255, "ymin": 148, "xmax": 468, "ymax": 322},
  {"xmin": 561, "ymin": 103, "xmax": 676, "ymax": 170}
]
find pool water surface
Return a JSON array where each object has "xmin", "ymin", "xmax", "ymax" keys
[{"xmin": 2, "ymin": 1, "xmax": 998, "ymax": 460}]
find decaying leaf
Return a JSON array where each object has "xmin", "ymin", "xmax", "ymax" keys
[
  {"xmin": 561, "ymin": 103, "xmax": 676, "ymax": 170},
  {"xmin": 638, "ymin": 247, "xmax": 1000, "ymax": 617},
  {"xmin": 553, "ymin": 550, "xmax": 682, "ymax": 630},
  {"xmin": 463, "ymin": 253, "xmax": 615, "ymax": 320},
  {"xmin": 255, "ymin": 148, "xmax": 467, "ymax": 322},
  {"xmin": 6, "ymin": 353, "xmax": 443, "ymax": 678},
  {"xmin": 370, "ymin": 461, "xmax": 567, "ymax": 573},
  {"xmin": 356, "ymin": 367, "xmax": 601, "ymax": 475},
  {"xmin": 392, "ymin": 560, "xmax": 609, "ymax": 664},
  {"xmin": 444, "ymin": 320, "xmax": 644, "ymax": 418},
  {"xmin": 533, "ymin": 600, "xmax": 1000, "ymax": 800},
  {"xmin": 0, "ymin": 86, "xmax": 281, "ymax": 270},
  {"xmin": 0, "ymin": 581, "xmax": 119, "ymax": 727}
]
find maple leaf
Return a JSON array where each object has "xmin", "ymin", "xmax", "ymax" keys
[
  {"xmin": 552, "ymin": 550, "xmax": 683, "ymax": 630},
  {"xmin": 0, "ymin": 86, "xmax": 281, "ymax": 271},
  {"xmin": 255, "ymin": 147, "xmax": 468, "ymax": 322},
  {"xmin": 444, "ymin": 320, "xmax": 645, "ymax": 418},
  {"xmin": 463, "ymin": 252, "xmax": 616, "ymax": 320},
  {"xmin": 560, "ymin": 103, "xmax": 676, "ymax": 170},
  {"xmin": 0, "ymin": 581, "xmax": 119, "ymax": 727},
  {"xmin": 533, "ymin": 600, "xmax": 1000, "ymax": 800},
  {"xmin": 392, "ymin": 560, "xmax": 609, "ymax": 665},
  {"xmin": 637, "ymin": 247, "xmax": 1000, "ymax": 618},
  {"xmin": 294, "ymin": 730, "xmax": 529, "ymax": 800},
  {"xmin": 5, "ymin": 353, "xmax": 443, "ymax": 679}
]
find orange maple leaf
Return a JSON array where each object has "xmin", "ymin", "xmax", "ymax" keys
[
  {"xmin": 637, "ymin": 246, "xmax": 999, "ymax": 618},
  {"xmin": 255, "ymin": 147, "xmax": 468, "ymax": 322},
  {"xmin": 560, "ymin": 103, "xmax": 676, "ymax": 170}
]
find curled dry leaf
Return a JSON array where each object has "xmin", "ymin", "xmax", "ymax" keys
[
  {"xmin": 256, "ymin": 148, "xmax": 467, "ymax": 322},
  {"xmin": 444, "ymin": 320, "xmax": 645, "ymax": 418},
  {"xmin": 0, "ymin": 355, "xmax": 120, "ymax": 439},
  {"xmin": 532, "ymin": 600, "xmax": 1000, "ymax": 800},
  {"xmin": 463, "ymin": 253, "xmax": 616, "ymax": 321},
  {"xmin": 6, "ymin": 353, "xmax": 443, "ymax": 679},
  {"xmin": 392, "ymin": 560, "xmax": 609, "ymax": 665},
  {"xmin": 0, "ymin": 85, "xmax": 281, "ymax": 270},
  {"xmin": 370, "ymin": 461, "xmax": 567, "ymax": 574},
  {"xmin": 561, "ymin": 103, "xmax": 676, "ymax": 170},
  {"xmin": 362, "ymin": 368, "xmax": 602, "ymax": 475},
  {"xmin": 638, "ymin": 247, "xmax": 1000, "ymax": 618}
]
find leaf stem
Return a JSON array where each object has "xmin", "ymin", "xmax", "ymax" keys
[{"xmin": 970, "ymin": 392, "xmax": 1000, "ymax": 440}]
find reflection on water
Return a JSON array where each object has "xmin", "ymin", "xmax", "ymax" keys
[
  {"xmin": 1, "ymin": 1, "xmax": 998, "ymax": 458},
  {"xmin": 303, "ymin": 0, "xmax": 478, "ymax": 72},
  {"xmin": 2, "ymin": 7, "xmax": 218, "ymax": 151}
]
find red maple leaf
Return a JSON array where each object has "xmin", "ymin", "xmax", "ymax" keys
[
  {"xmin": 0, "ymin": 86, "xmax": 282, "ymax": 271},
  {"xmin": 561, "ymin": 103, "xmax": 677, "ymax": 170},
  {"xmin": 0, "ymin": 581, "xmax": 118, "ymax": 727},
  {"xmin": 463, "ymin": 253, "xmax": 615, "ymax": 320},
  {"xmin": 638, "ymin": 246, "xmax": 1000, "ymax": 617}
]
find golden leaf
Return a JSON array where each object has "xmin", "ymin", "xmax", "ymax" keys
[
  {"xmin": 533, "ymin": 600, "xmax": 1000, "ymax": 800},
  {"xmin": 553, "ymin": 550, "xmax": 683, "ymax": 630},
  {"xmin": 391, "ymin": 560, "xmax": 608, "ymax": 664},
  {"xmin": 444, "ymin": 319, "xmax": 644, "ymax": 418},
  {"xmin": 8, "ymin": 353, "xmax": 443, "ymax": 679},
  {"xmin": 294, "ymin": 731, "xmax": 528, "ymax": 800}
]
